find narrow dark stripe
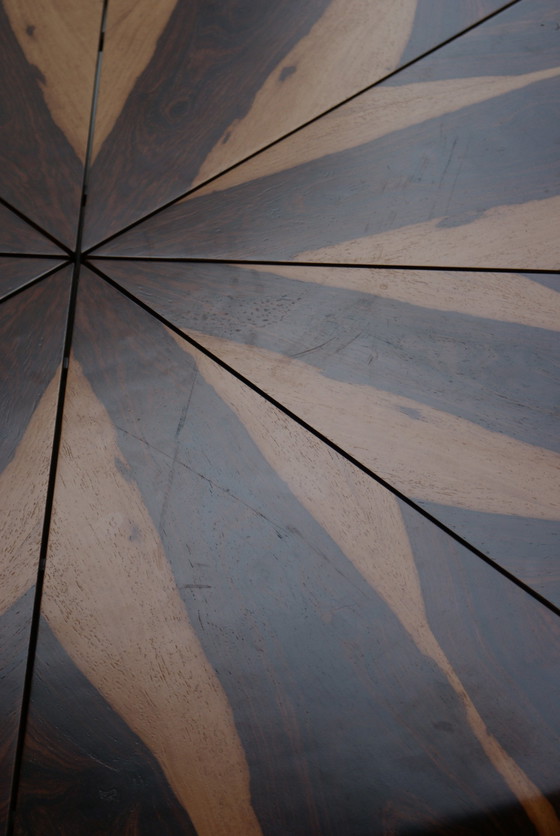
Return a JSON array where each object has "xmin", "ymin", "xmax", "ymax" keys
[{"xmin": 88, "ymin": 254, "xmax": 560, "ymax": 277}]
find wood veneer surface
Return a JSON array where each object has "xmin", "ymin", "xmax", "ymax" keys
[
  {"xmin": 83, "ymin": 0, "xmax": 507, "ymax": 249},
  {"xmin": 0, "ymin": 0, "xmax": 103, "ymax": 247},
  {"xmin": 97, "ymin": 0, "xmax": 560, "ymax": 269},
  {"xmin": 0, "ymin": 258, "xmax": 64, "ymax": 301},
  {"xmin": 0, "ymin": 205, "xmax": 64, "ymax": 257},
  {"xmin": 0, "ymin": 268, "xmax": 71, "ymax": 834},
  {"xmin": 14, "ymin": 272, "xmax": 560, "ymax": 835},
  {"xmin": 95, "ymin": 259, "xmax": 560, "ymax": 605}
]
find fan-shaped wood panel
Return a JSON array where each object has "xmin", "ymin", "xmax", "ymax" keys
[{"xmin": 15, "ymin": 272, "xmax": 560, "ymax": 834}]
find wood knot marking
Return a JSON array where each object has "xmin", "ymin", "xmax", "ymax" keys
[
  {"xmin": 26, "ymin": 24, "xmax": 35, "ymax": 36},
  {"xmin": 279, "ymin": 65, "xmax": 297, "ymax": 82}
]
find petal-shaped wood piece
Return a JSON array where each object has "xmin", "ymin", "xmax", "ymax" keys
[
  {"xmin": 93, "ymin": 258, "xmax": 560, "ymax": 606},
  {"xmin": 16, "ymin": 271, "xmax": 560, "ymax": 834},
  {"xmin": 0, "ymin": 0, "xmax": 103, "ymax": 247},
  {"xmin": 83, "ymin": 0, "xmax": 507, "ymax": 249},
  {"xmin": 97, "ymin": 0, "xmax": 560, "ymax": 269},
  {"xmin": 0, "ymin": 267, "xmax": 71, "ymax": 833}
]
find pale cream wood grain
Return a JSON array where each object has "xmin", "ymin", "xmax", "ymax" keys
[
  {"xmin": 180, "ymin": 334, "xmax": 560, "ymax": 836},
  {"xmin": 4, "ymin": 0, "xmax": 103, "ymax": 161},
  {"xmin": 192, "ymin": 0, "xmax": 417, "ymax": 187},
  {"xmin": 91, "ymin": 0, "xmax": 178, "ymax": 160},
  {"xmin": 43, "ymin": 360, "xmax": 262, "ymax": 836},
  {"xmin": 253, "ymin": 265, "xmax": 560, "ymax": 331},
  {"xmin": 0, "ymin": 375, "xmax": 60, "ymax": 615},
  {"xmin": 299, "ymin": 194, "xmax": 560, "ymax": 270},
  {"xmin": 177, "ymin": 332, "xmax": 560, "ymax": 519},
  {"xmin": 192, "ymin": 68, "xmax": 560, "ymax": 197}
]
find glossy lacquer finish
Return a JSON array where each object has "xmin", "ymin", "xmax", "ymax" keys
[
  {"xmin": 93, "ymin": 259, "xmax": 560, "ymax": 606},
  {"xmin": 0, "ymin": 0, "xmax": 103, "ymax": 247},
  {"xmin": 82, "ymin": 0, "xmax": 507, "ymax": 249},
  {"xmin": 98, "ymin": 0, "xmax": 560, "ymax": 269},
  {"xmin": 0, "ymin": 268, "xmax": 71, "ymax": 834},
  {"xmin": 13, "ymin": 272, "xmax": 560, "ymax": 836}
]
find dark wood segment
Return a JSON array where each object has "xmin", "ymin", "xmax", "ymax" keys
[
  {"xmin": 0, "ymin": 205, "xmax": 64, "ymax": 256},
  {"xmin": 82, "ymin": 0, "xmax": 506, "ymax": 250},
  {"xmin": 95, "ymin": 258, "xmax": 560, "ymax": 605},
  {"xmin": 14, "ymin": 620, "xmax": 197, "ymax": 836},
  {"xmin": 0, "ymin": 0, "xmax": 103, "ymax": 247},
  {"xmin": 98, "ymin": 0, "xmax": 560, "ymax": 268},
  {"xmin": 17, "ymin": 269, "xmax": 560, "ymax": 835},
  {"xmin": 0, "ymin": 257, "xmax": 65, "ymax": 301},
  {"xmin": 0, "ymin": 267, "xmax": 71, "ymax": 834}
]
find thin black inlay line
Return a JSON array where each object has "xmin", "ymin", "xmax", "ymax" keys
[
  {"xmin": 0, "ymin": 260, "xmax": 72, "ymax": 306},
  {"xmin": 0, "ymin": 196, "xmax": 72, "ymax": 257},
  {"xmin": 86, "ymin": 258, "xmax": 560, "ymax": 622},
  {"xmin": 0, "ymin": 252, "xmax": 66, "ymax": 259},
  {"xmin": 6, "ymin": 1, "xmax": 109, "ymax": 830},
  {"xmin": 75, "ymin": 0, "xmax": 109, "ymax": 256},
  {"xmin": 88, "ymin": 255, "xmax": 560, "ymax": 277},
  {"xmin": 83, "ymin": 0, "xmax": 522, "ymax": 256}
]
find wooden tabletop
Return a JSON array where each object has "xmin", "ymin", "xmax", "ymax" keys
[{"xmin": 1, "ymin": 2, "xmax": 559, "ymax": 834}]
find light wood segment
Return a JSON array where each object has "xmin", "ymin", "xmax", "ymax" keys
[
  {"xmin": 0, "ymin": 0, "xmax": 102, "ymax": 246},
  {"xmin": 84, "ymin": 0, "xmax": 505, "ymax": 249},
  {"xmin": 190, "ymin": 0, "xmax": 418, "ymax": 188},
  {"xmin": 17, "ymin": 274, "xmax": 560, "ymax": 833},
  {"xmin": 0, "ymin": 268, "xmax": 70, "ymax": 834},
  {"xmin": 4, "ymin": 0, "xmax": 103, "ymax": 161},
  {"xmin": 41, "ymin": 359, "xmax": 262, "ymax": 836},
  {"xmin": 0, "ymin": 375, "xmax": 59, "ymax": 616},
  {"xmin": 90, "ymin": 0, "xmax": 178, "ymax": 161},
  {"xmin": 177, "ymin": 331, "xmax": 560, "ymax": 836},
  {"xmin": 98, "ymin": 0, "xmax": 560, "ymax": 268},
  {"xmin": 300, "ymin": 194, "xmax": 560, "ymax": 268},
  {"xmin": 97, "ymin": 258, "xmax": 560, "ymax": 602},
  {"xmin": 252, "ymin": 264, "xmax": 560, "ymax": 331},
  {"xmin": 182, "ymin": 332, "xmax": 560, "ymax": 519},
  {"xmin": 196, "ymin": 67, "xmax": 560, "ymax": 199}
]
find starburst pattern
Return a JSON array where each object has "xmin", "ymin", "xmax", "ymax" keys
[{"xmin": 1, "ymin": 1, "xmax": 560, "ymax": 834}]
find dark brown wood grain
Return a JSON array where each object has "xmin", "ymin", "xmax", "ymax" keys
[
  {"xmin": 92, "ymin": 259, "xmax": 560, "ymax": 606},
  {"xmin": 15, "ymin": 270, "xmax": 560, "ymax": 835},
  {"xmin": 0, "ymin": 205, "xmax": 65, "ymax": 257},
  {"xmin": 0, "ymin": 257, "xmax": 65, "ymax": 301},
  {"xmin": 83, "ymin": 0, "xmax": 507, "ymax": 250},
  {"xmin": 0, "ymin": 0, "xmax": 102, "ymax": 248},
  {"xmin": 96, "ymin": 0, "xmax": 560, "ymax": 268},
  {"xmin": 14, "ymin": 619, "xmax": 197, "ymax": 836},
  {"xmin": 0, "ymin": 267, "xmax": 71, "ymax": 835}
]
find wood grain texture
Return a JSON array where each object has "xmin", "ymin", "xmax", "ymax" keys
[
  {"xmin": 98, "ymin": 0, "xmax": 560, "ymax": 269},
  {"xmin": 0, "ymin": 0, "xmax": 102, "ymax": 246},
  {"xmin": 95, "ymin": 258, "xmax": 560, "ymax": 605},
  {"xmin": 14, "ymin": 620, "xmax": 198, "ymax": 836},
  {"xmin": 0, "ymin": 268, "xmax": 71, "ymax": 834},
  {"xmin": 16, "ymin": 271, "xmax": 560, "ymax": 835},
  {"xmin": 0, "ymin": 257, "xmax": 64, "ymax": 301},
  {"xmin": 0, "ymin": 205, "xmax": 64, "ymax": 256},
  {"xmin": 83, "ymin": 0, "xmax": 506, "ymax": 249}
]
